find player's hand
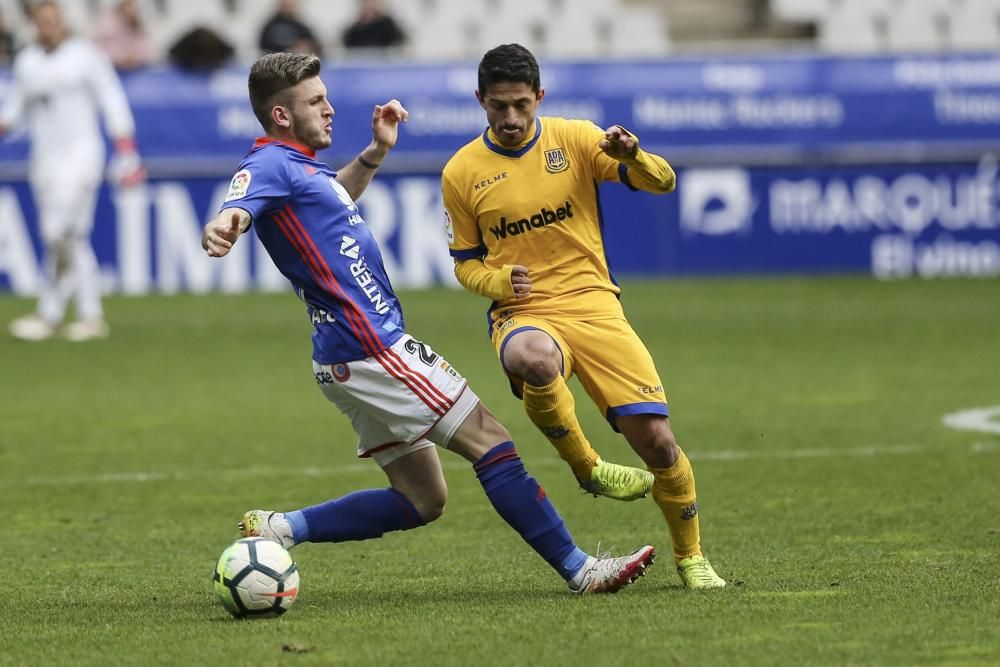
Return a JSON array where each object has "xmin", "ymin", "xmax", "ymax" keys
[
  {"xmin": 109, "ymin": 138, "xmax": 147, "ymax": 188},
  {"xmin": 599, "ymin": 125, "xmax": 638, "ymax": 159},
  {"xmin": 203, "ymin": 212, "xmax": 242, "ymax": 257},
  {"xmin": 510, "ymin": 264, "xmax": 532, "ymax": 299},
  {"xmin": 371, "ymin": 99, "xmax": 408, "ymax": 151}
]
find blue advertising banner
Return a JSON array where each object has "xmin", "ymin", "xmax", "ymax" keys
[
  {"xmin": 3, "ymin": 53, "xmax": 1000, "ymax": 172},
  {"xmin": 1, "ymin": 159, "xmax": 997, "ymax": 296},
  {"xmin": 1, "ymin": 54, "xmax": 999, "ymax": 293}
]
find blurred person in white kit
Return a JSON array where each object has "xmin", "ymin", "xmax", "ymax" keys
[{"xmin": 0, "ymin": 0, "xmax": 145, "ymax": 341}]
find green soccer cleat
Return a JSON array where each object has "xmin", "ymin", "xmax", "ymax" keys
[
  {"xmin": 676, "ymin": 555, "xmax": 726, "ymax": 589},
  {"xmin": 579, "ymin": 458, "xmax": 654, "ymax": 501}
]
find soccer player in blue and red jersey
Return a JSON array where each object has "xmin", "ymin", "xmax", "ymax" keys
[{"xmin": 201, "ymin": 52, "xmax": 654, "ymax": 594}]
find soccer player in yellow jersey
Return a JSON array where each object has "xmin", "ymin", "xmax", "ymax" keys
[{"xmin": 441, "ymin": 44, "xmax": 725, "ymax": 588}]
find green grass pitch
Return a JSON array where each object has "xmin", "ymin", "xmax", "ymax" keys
[{"xmin": 1, "ymin": 276, "xmax": 998, "ymax": 666}]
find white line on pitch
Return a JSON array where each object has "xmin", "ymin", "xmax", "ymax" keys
[{"xmin": 8, "ymin": 441, "xmax": 997, "ymax": 487}]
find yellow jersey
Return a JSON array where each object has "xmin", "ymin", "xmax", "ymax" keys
[{"xmin": 442, "ymin": 116, "xmax": 673, "ymax": 321}]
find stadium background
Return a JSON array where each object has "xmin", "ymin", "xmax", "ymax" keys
[
  {"xmin": 1, "ymin": 0, "xmax": 999, "ymax": 294},
  {"xmin": 1, "ymin": 2, "xmax": 999, "ymax": 665}
]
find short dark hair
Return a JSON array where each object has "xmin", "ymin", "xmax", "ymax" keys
[
  {"xmin": 248, "ymin": 52, "xmax": 321, "ymax": 130},
  {"xmin": 477, "ymin": 43, "xmax": 540, "ymax": 95}
]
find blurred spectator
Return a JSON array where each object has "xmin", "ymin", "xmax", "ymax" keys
[
  {"xmin": 0, "ymin": 0, "xmax": 144, "ymax": 342},
  {"xmin": 0, "ymin": 10, "xmax": 16, "ymax": 65},
  {"xmin": 168, "ymin": 26, "xmax": 234, "ymax": 71},
  {"xmin": 342, "ymin": 0, "xmax": 406, "ymax": 50},
  {"xmin": 92, "ymin": 0, "xmax": 154, "ymax": 70},
  {"xmin": 259, "ymin": 0, "xmax": 321, "ymax": 56}
]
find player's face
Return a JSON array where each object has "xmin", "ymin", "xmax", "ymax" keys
[
  {"xmin": 286, "ymin": 76, "xmax": 335, "ymax": 151},
  {"xmin": 33, "ymin": 4, "xmax": 67, "ymax": 50},
  {"xmin": 477, "ymin": 82, "xmax": 544, "ymax": 148}
]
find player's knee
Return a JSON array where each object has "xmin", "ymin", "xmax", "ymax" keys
[
  {"xmin": 648, "ymin": 436, "xmax": 679, "ymax": 468},
  {"xmin": 626, "ymin": 420, "xmax": 679, "ymax": 468},
  {"xmin": 411, "ymin": 489, "xmax": 447, "ymax": 523},
  {"xmin": 519, "ymin": 357, "xmax": 560, "ymax": 386},
  {"xmin": 505, "ymin": 336, "xmax": 561, "ymax": 386},
  {"xmin": 417, "ymin": 499, "xmax": 446, "ymax": 523}
]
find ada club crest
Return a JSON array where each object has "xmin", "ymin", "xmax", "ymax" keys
[{"xmin": 544, "ymin": 148, "xmax": 569, "ymax": 174}]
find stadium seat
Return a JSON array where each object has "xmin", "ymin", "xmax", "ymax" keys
[
  {"xmin": 948, "ymin": 0, "xmax": 1000, "ymax": 50},
  {"xmin": 383, "ymin": 0, "xmax": 428, "ymax": 36},
  {"xmin": 818, "ymin": 0, "xmax": 891, "ymax": 52},
  {"xmin": 607, "ymin": 7, "xmax": 671, "ymax": 58},
  {"xmin": 406, "ymin": 1, "xmax": 483, "ymax": 61},
  {"xmin": 56, "ymin": 0, "xmax": 94, "ymax": 33},
  {"xmin": 886, "ymin": 0, "xmax": 948, "ymax": 52},
  {"xmin": 478, "ymin": 0, "xmax": 549, "ymax": 54},
  {"xmin": 544, "ymin": 7, "xmax": 612, "ymax": 59},
  {"xmin": 226, "ymin": 0, "xmax": 279, "ymax": 58},
  {"xmin": 771, "ymin": 0, "xmax": 829, "ymax": 22},
  {"xmin": 298, "ymin": 0, "xmax": 357, "ymax": 55},
  {"xmin": 0, "ymin": 0, "xmax": 28, "ymax": 37},
  {"xmin": 147, "ymin": 0, "xmax": 229, "ymax": 59},
  {"xmin": 479, "ymin": 17, "xmax": 540, "ymax": 54}
]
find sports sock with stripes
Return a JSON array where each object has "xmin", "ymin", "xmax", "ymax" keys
[{"xmin": 474, "ymin": 441, "xmax": 589, "ymax": 580}]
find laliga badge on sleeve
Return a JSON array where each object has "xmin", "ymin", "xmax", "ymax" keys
[
  {"xmin": 225, "ymin": 169, "xmax": 252, "ymax": 202},
  {"xmin": 444, "ymin": 208, "xmax": 454, "ymax": 243}
]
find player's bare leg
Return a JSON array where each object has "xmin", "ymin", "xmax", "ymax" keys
[
  {"xmin": 618, "ymin": 413, "xmax": 725, "ymax": 589},
  {"xmin": 382, "ymin": 447, "xmax": 447, "ymax": 523},
  {"xmin": 502, "ymin": 329, "xmax": 653, "ymax": 501}
]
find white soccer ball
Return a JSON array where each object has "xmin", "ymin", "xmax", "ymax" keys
[{"xmin": 212, "ymin": 537, "xmax": 300, "ymax": 618}]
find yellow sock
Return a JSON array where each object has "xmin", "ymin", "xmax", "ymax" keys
[
  {"xmin": 650, "ymin": 448, "xmax": 703, "ymax": 561},
  {"xmin": 522, "ymin": 376, "xmax": 599, "ymax": 481}
]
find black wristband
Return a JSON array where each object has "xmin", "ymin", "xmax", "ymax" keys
[{"xmin": 357, "ymin": 155, "xmax": 380, "ymax": 169}]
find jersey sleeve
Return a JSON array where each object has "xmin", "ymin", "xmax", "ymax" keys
[
  {"xmin": 441, "ymin": 165, "xmax": 485, "ymax": 260},
  {"xmin": 84, "ymin": 44, "xmax": 136, "ymax": 140},
  {"xmin": 574, "ymin": 119, "xmax": 675, "ymax": 193},
  {"xmin": 220, "ymin": 149, "xmax": 291, "ymax": 222},
  {"xmin": 0, "ymin": 57, "xmax": 28, "ymax": 129},
  {"xmin": 575, "ymin": 120, "xmax": 622, "ymax": 185}
]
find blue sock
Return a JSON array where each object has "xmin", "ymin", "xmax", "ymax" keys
[
  {"xmin": 474, "ymin": 441, "xmax": 589, "ymax": 580},
  {"xmin": 297, "ymin": 488, "xmax": 426, "ymax": 543},
  {"xmin": 285, "ymin": 510, "xmax": 310, "ymax": 544}
]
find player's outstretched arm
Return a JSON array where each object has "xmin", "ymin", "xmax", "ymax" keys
[
  {"xmin": 600, "ymin": 125, "xmax": 676, "ymax": 193},
  {"xmin": 335, "ymin": 99, "xmax": 408, "ymax": 201},
  {"xmin": 203, "ymin": 208, "xmax": 251, "ymax": 257}
]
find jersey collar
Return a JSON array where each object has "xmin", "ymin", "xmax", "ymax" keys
[
  {"xmin": 253, "ymin": 136, "xmax": 317, "ymax": 159},
  {"xmin": 482, "ymin": 118, "xmax": 541, "ymax": 158}
]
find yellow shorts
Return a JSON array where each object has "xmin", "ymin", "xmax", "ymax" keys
[{"xmin": 491, "ymin": 313, "xmax": 668, "ymax": 430}]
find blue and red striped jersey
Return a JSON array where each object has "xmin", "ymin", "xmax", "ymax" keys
[{"xmin": 221, "ymin": 138, "xmax": 405, "ymax": 363}]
